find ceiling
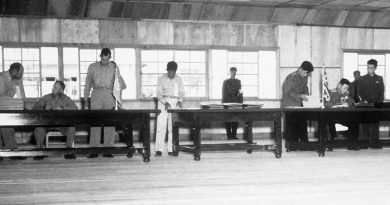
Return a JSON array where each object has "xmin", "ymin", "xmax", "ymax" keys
[{"xmin": 2, "ymin": 0, "xmax": 390, "ymax": 28}]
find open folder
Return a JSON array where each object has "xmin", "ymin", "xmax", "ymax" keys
[{"xmin": 302, "ymin": 95, "xmax": 321, "ymax": 108}]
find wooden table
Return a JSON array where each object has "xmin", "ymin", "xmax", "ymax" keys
[
  {"xmin": 0, "ymin": 109, "xmax": 160, "ymax": 162},
  {"xmin": 284, "ymin": 108, "xmax": 390, "ymax": 156},
  {"xmin": 169, "ymin": 108, "xmax": 282, "ymax": 161}
]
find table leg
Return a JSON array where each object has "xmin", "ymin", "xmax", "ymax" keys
[
  {"xmin": 125, "ymin": 123, "xmax": 133, "ymax": 158},
  {"xmin": 172, "ymin": 122, "xmax": 179, "ymax": 156},
  {"xmin": 274, "ymin": 113, "xmax": 282, "ymax": 158},
  {"xmin": 245, "ymin": 122, "xmax": 253, "ymax": 154},
  {"xmin": 142, "ymin": 115, "xmax": 151, "ymax": 162},
  {"xmin": 193, "ymin": 115, "xmax": 201, "ymax": 161}
]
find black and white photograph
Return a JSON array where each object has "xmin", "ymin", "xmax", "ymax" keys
[{"xmin": 2, "ymin": 0, "xmax": 390, "ymax": 204}]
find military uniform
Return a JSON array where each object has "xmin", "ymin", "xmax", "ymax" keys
[
  {"xmin": 32, "ymin": 93, "xmax": 78, "ymax": 148},
  {"xmin": 282, "ymin": 71, "xmax": 309, "ymax": 143},
  {"xmin": 349, "ymin": 79, "xmax": 359, "ymax": 103},
  {"xmin": 222, "ymin": 78, "xmax": 243, "ymax": 139},
  {"xmin": 84, "ymin": 61, "xmax": 117, "ymax": 148},
  {"xmin": 357, "ymin": 74, "xmax": 384, "ymax": 147},
  {"xmin": 0, "ymin": 71, "xmax": 25, "ymax": 149},
  {"xmin": 325, "ymin": 89, "xmax": 358, "ymax": 149}
]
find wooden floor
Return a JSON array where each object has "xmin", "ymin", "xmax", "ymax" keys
[{"xmin": 2, "ymin": 142, "xmax": 390, "ymax": 205}]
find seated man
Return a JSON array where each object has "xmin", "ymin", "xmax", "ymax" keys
[
  {"xmin": 32, "ymin": 81, "xmax": 78, "ymax": 160},
  {"xmin": 324, "ymin": 78, "xmax": 359, "ymax": 150}
]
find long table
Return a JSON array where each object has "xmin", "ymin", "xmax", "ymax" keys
[
  {"xmin": 169, "ymin": 108, "xmax": 282, "ymax": 161},
  {"xmin": 0, "ymin": 110, "xmax": 160, "ymax": 162},
  {"xmin": 284, "ymin": 108, "xmax": 390, "ymax": 156}
]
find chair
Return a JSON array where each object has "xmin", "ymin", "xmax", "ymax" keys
[{"xmin": 45, "ymin": 131, "xmax": 88, "ymax": 148}]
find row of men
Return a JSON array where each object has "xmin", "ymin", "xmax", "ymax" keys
[
  {"xmin": 1, "ymin": 47, "xmax": 382, "ymax": 158},
  {"xmin": 283, "ymin": 59, "xmax": 384, "ymax": 150},
  {"xmin": 0, "ymin": 48, "xmax": 185, "ymax": 160}
]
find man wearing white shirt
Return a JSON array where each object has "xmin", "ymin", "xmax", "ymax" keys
[
  {"xmin": 0, "ymin": 62, "xmax": 25, "ymax": 152},
  {"xmin": 155, "ymin": 61, "xmax": 185, "ymax": 156}
]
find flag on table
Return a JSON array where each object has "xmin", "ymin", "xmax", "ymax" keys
[
  {"xmin": 322, "ymin": 65, "xmax": 330, "ymax": 102},
  {"xmin": 113, "ymin": 65, "xmax": 122, "ymax": 109}
]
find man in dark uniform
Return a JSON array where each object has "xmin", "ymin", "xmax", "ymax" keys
[
  {"xmin": 349, "ymin": 70, "xmax": 360, "ymax": 103},
  {"xmin": 357, "ymin": 59, "xmax": 384, "ymax": 149},
  {"xmin": 222, "ymin": 67, "xmax": 243, "ymax": 140},
  {"xmin": 282, "ymin": 61, "xmax": 313, "ymax": 143},
  {"xmin": 325, "ymin": 78, "xmax": 359, "ymax": 150}
]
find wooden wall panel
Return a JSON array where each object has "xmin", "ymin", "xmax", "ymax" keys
[
  {"xmin": 343, "ymin": 11, "xmax": 371, "ymax": 27},
  {"xmin": 278, "ymin": 25, "xmax": 296, "ymax": 67},
  {"xmin": 60, "ymin": 19, "xmax": 99, "ymax": 43},
  {"xmin": 86, "ymin": 1, "xmax": 112, "ymax": 18},
  {"xmin": 373, "ymin": 29, "xmax": 390, "ymax": 50},
  {"xmin": 235, "ymin": 7, "xmax": 273, "ymax": 22},
  {"xmin": 41, "ymin": 19, "xmax": 59, "ymax": 43},
  {"xmin": 271, "ymin": 8, "xmax": 307, "ymax": 24},
  {"xmin": 210, "ymin": 24, "xmax": 244, "ymax": 46},
  {"xmin": 295, "ymin": 26, "xmax": 311, "ymax": 65},
  {"xmin": 311, "ymin": 27, "xmax": 341, "ymax": 67},
  {"xmin": 174, "ymin": 22, "xmax": 210, "ymax": 45},
  {"xmin": 99, "ymin": 20, "xmax": 136, "ymax": 45},
  {"xmin": 20, "ymin": 18, "xmax": 41, "ymax": 42},
  {"xmin": 341, "ymin": 28, "xmax": 373, "ymax": 49},
  {"xmin": 245, "ymin": 24, "xmax": 277, "ymax": 47},
  {"xmin": 138, "ymin": 21, "xmax": 174, "ymax": 45},
  {"xmin": 1, "ymin": 18, "xmax": 19, "ymax": 42}
]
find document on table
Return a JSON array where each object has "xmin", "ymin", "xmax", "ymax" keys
[{"xmin": 302, "ymin": 95, "xmax": 321, "ymax": 108}]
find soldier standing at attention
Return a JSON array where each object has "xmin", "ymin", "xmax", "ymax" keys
[
  {"xmin": 282, "ymin": 61, "xmax": 314, "ymax": 144},
  {"xmin": 357, "ymin": 59, "xmax": 384, "ymax": 149},
  {"xmin": 222, "ymin": 67, "xmax": 243, "ymax": 140}
]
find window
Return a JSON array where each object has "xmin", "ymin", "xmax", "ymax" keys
[
  {"xmin": 63, "ymin": 48, "xmax": 136, "ymax": 100},
  {"xmin": 140, "ymin": 49, "xmax": 207, "ymax": 98},
  {"xmin": 343, "ymin": 52, "xmax": 390, "ymax": 99},
  {"xmin": 210, "ymin": 50, "xmax": 277, "ymax": 99}
]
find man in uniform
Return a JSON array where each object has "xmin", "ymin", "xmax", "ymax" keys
[
  {"xmin": 349, "ymin": 70, "xmax": 361, "ymax": 103},
  {"xmin": 0, "ymin": 62, "xmax": 25, "ymax": 152},
  {"xmin": 33, "ymin": 81, "xmax": 78, "ymax": 160},
  {"xmin": 324, "ymin": 78, "xmax": 359, "ymax": 150},
  {"xmin": 84, "ymin": 48, "xmax": 125, "ymax": 158},
  {"xmin": 222, "ymin": 67, "xmax": 243, "ymax": 140},
  {"xmin": 357, "ymin": 59, "xmax": 384, "ymax": 149},
  {"xmin": 282, "ymin": 61, "xmax": 313, "ymax": 144},
  {"xmin": 155, "ymin": 61, "xmax": 185, "ymax": 156}
]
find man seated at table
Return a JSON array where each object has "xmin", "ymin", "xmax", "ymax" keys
[
  {"xmin": 32, "ymin": 81, "xmax": 78, "ymax": 160},
  {"xmin": 324, "ymin": 78, "xmax": 359, "ymax": 150}
]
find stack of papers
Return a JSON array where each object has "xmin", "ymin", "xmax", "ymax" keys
[
  {"xmin": 243, "ymin": 104, "xmax": 263, "ymax": 109},
  {"xmin": 200, "ymin": 102, "xmax": 224, "ymax": 109},
  {"xmin": 223, "ymin": 103, "xmax": 243, "ymax": 109}
]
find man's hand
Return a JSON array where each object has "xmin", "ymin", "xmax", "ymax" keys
[
  {"xmin": 84, "ymin": 100, "xmax": 89, "ymax": 110},
  {"xmin": 53, "ymin": 106, "xmax": 64, "ymax": 110},
  {"xmin": 300, "ymin": 94, "xmax": 309, "ymax": 101},
  {"xmin": 176, "ymin": 101, "xmax": 182, "ymax": 108},
  {"xmin": 165, "ymin": 102, "xmax": 171, "ymax": 110}
]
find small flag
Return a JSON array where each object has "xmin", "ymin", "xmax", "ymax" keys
[
  {"xmin": 322, "ymin": 65, "xmax": 330, "ymax": 102},
  {"xmin": 113, "ymin": 64, "xmax": 122, "ymax": 110}
]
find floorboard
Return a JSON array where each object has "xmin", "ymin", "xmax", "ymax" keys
[{"xmin": 1, "ymin": 142, "xmax": 390, "ymax": 205}]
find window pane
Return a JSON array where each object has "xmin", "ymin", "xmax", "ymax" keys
[
  {"xmin": 0, "ymin": 46, "xmax": 2, "ymax": 72},
  {"xmin": 63, "ymin": 47, "xmax": 79, "ymax": 100},
  {"xmin": 259, "ymin": 51, "xmax": 277, "ymax": 99},
  {"xmin": 141, "ymin": 50, "xmax": 157, "ymax": 62},
  {"xmin": 190, "ymin": 51, "xmax": 206, "ymax": 62},
  {"xmin": 175, "ymin": 50, "xmax": 190, "ymax": 62},
  {"xmin": 4, "ymin": 48, "xmax": 21, "ymax": 69},
  {"xmin": 114, "ymin": 48, "xmax": 136, "ymax": 100},
  {"xmin": 157, "ymin": 50, "xmax": 174, "ymax": 62},
  {"xmin": 141, "ymin": 85, "xmax": 156, "ymax": 98},
  {"xmin": 343, "ymin": 52, "xmax": 358, "ymax": 81},
  {"xmin": 228, "ymin": 52, "xmax": 242, "ymax": 63}
]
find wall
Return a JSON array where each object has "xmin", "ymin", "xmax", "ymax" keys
[{"xmin": 2, "ymin": 16, "xmax": 390, "ymax": 142}]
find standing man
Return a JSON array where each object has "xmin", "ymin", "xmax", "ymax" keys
[
  {"xmin": 155, "ymin": 61, "xmax": 184, "ymax": 156},
  {"xmin": 349, "ymin": 70, "xmax": 361, "ymax": 103},
  {"xmin": 33, "ymin": 81, "xmax": 78, "ymax": 160},
  {"xmin": 222, "ymin": 67, "xmax": 243, "ymax": 140},
  {"xmin": 282, "ymin": 61, "xmax": 314, "ymax": 144},
  {"xmin": 324, "ymin": 78, "xmax": 359, "ymax": 150},
  {"xmin": 357, "ymin": 59, "xmax": 384, "ymax": 149},
  {"xmin": 84, "ymin": 48, "xmax": 125, "ymax": 158},
  {"xmin": 0, "ymin": 62, "xmax": 25, "ymax": 151}
]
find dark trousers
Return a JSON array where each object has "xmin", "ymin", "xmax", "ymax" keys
[
  {"xmin": 225, "ymin": 122, "xmax": 238, "ymax": 139},
  {"xmin": 328, "ymin": 122, "xmax": 359, "ymax": 145},
  {"xmin": 286, "ymin": 119, "xmax": 308, "ymax": 143},
  {"xmin": 360, "ymin": 123, "xmax": 380, "ymax": 142}
]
